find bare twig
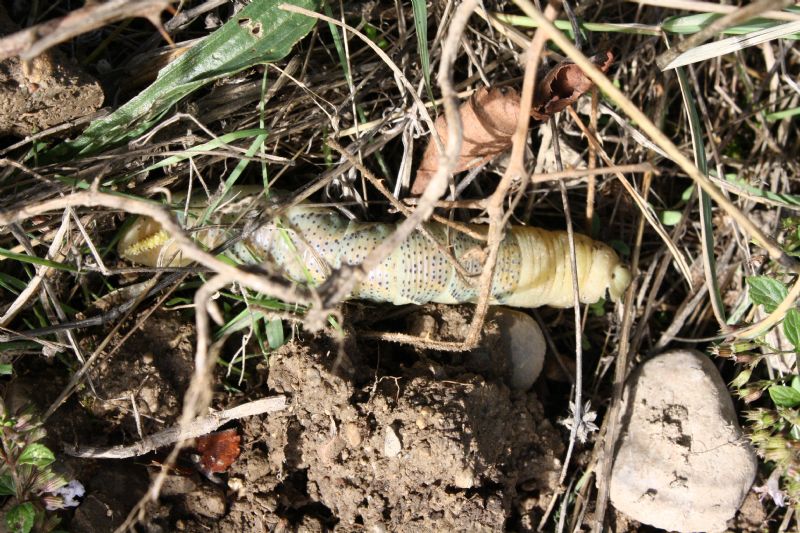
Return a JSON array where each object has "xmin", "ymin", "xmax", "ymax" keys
[
  {"xmin": 65, "ymin": 396, "xmax": 287, "ymax": 459},
  {"xmin": 550, "ymin": 115, "xmax": 584, "ymax": 487},
  {"xmin": 460, "ymin": 1, "xmax": 559, "ymax": 350},
  {"xmin": 0, "ymin": 0, "xmax": 173, "ymax": 63},
  {"xmin": 632, "ymin": 0, "xmax": 800, "ymax": 22},
  {"xmin": 0, "ymin": 190, "xmax": 316, "ymax": 319},
  {"xmin": 591, "ymin": 172, "xmax": 651, "ymax": 533},
  {"xmin": 288, "ymin": 0, "xmax": 472, "ymax": 313}
]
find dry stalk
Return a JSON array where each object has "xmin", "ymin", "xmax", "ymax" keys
[
  {"xmin": 589, "ymin": 171, "xmax": 652, "ymax": 533},
  {"xmin": 326, "ymin": 138, "xmax": 476, "ymax": 282},
  {"xmin": 515, "ymin": 0, "xmax": 798, "ymax": 275},
  {"xmin": 279, "ymin": 1, "xmax": 473, "ymax": 317},
  {"xmin": 0, "ymin": 190, "xmax": 316, "ymax": 317},
  {"xmin": 65, "ymin": 396, "xmax": 287, "ymax": 459},
  {"xmin": 564, "ymin": 106, "xmax": 693, "ymax": 285},
  {"xmin": 461, "ymin": 1, "xmax": 559, "ymax": 350}
]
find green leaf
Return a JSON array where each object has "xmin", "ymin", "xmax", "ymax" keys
[
  {"xmin": 46, "ymin": 0, "xmax": 319, "ymax": 158},
  {"xmin": 785, "ymin": 309, "xmax": 800, "ymax": 350},
  {"xmin": 730, "ymin": 368, "xmax": 752, "ymax": 389},
  {"xmin": 266, "ymin": 318, "xmax": 285, "ymax": 350},
  {"xmin": 6, "ymin": 502, "xmax": 35, "ymax": 533},
  {"xmin": 766, "ymin": 105, "xmax": 800, "ymax": 122},
  {"xmin": 658, "ymin": 210, "xmax": 683, "ymax": 226},
  {"xmin": 18, "ymin": 443, "xmax": 55, "ymax": 467},
  {"xmin": 0, "ymin": 364, "xmax": 11, "ymax": 376},
  {"xmin": 793, "ymin": 375, "xmax": 800, "ymax": 392},
  {"xmin": 747, "ymin": 276, "xmax": 788, "ymax": 313},
  {"xmin": 769, "ymin": 385, "xmax": 800, "ymax": 408},
  {"xmin": 0, "ymin": 474, "xmax": 15, "ymax": 496}
]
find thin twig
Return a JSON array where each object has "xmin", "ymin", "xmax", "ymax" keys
[
  {"xmin": 549, "ymin": 114, "xmax": 584, "ymax": 488},
  {"xmin": 461, "ymin": 1, "xmax": 559, "ymax": 349},
  {"xmin": 65, "ymin": 396, "xmax": 287, "ymax": 458},
  {"xmin": 631, "ymin": 0, "xmax": 800, "ymax": 22},
  {"xmin": 0, "ymin": 190, "xmax": 318, "ymax": 322},
  {"xmin": 591, "ymin": 171, "xmax": 651, "ymax": 533},
  {"xmin": 0, "ymin": 0, "xmax": 173, "ymax": 62},
  {"xmin": 295, "ymin": 0, "xmax": 473, "ymax": 312}
]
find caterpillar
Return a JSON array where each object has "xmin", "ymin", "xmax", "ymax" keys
[{"xmin": 117, "ymin": 189, "xmax": 631, "ymax": 309}]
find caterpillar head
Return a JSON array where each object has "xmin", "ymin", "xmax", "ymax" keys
[
  {"xmin": 608, "ymin": 264, "xmax": 632, "ymax": 302},
  {"xmin": 118, "ymin": 217, "xmax": 188, "ymax": 267},
  {"xmin": 582, "ymin": 242, "xmax": 631, "ymax": 304}
]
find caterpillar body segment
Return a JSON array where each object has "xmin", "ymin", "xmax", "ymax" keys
[{"xmin": 118, "ymin": 195, "xmax": 631, "ymax": 309}]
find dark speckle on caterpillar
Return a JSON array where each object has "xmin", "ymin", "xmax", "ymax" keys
[{"xmin": 117, "ymin": 190, "xmax": 631, "ymax": 309}]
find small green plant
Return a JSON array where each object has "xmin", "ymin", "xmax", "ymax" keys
[
  {"xmin": 0, "ymin": 399, "xmax": 69, "ymax": 533},
  {"xmin": 718, "ymin": 269, "xmax": 800, "ymax": 508}
]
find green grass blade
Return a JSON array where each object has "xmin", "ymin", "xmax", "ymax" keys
[
  {"xmin": 491, "ymin": 13, "xmax": 661, "ymax": 36},
  {"xmin": 674, "ymin": 63, "xmax": 726, "ymax": 325},
  {"xmin": 714, "ymin": 172, "xmax": 800, "ymax": 208},
  {"xmin": 766, "ymin": 106, "xmax": 800, "ymax": 121},
  {"xmin": 199, "ymin": 133, "xmax": 270, "ymax": 225},
  {"xmin": 46, "ymin": 0, "xmax": 318, "ymax": 159},
  {"xmin": 662, "ymin": 12, "xmax": 800, "ymax": 38},
  {"xmin": 0, "ymin": 248, "xmax": 78, "ymax": 273},
  {"xmin": 322, "ymin": 1, "xmax": 352, "ymax": 83},
  {"xmin": 411, "ymin": 0, "xmax": 434, "ymax": 103},
  {"xmin": 140, "ymin": 128, "xmax": 270, "ymax": 173}
]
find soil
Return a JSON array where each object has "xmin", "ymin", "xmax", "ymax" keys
[
  {"xmin": 12, "ymin": 306, "xmax": 573, "ymax": 531},
  {"xmin": 0, "ymin": 5, "xmax": 104, "ymax": 136},
  {"xmin": 3, "ymin": 303, "xmax": 767, "ymax": 532}
]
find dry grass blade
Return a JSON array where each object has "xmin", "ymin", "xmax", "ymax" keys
[
  {"xmin": 662, "ymin": 19, "xmax": 800, "ymax": 70},
  {"xmin": 631, "ymin": 0, "xmax": 800, "ymax": 22},
  {"xmin": 566, "ymin": 107, "xmax": 694, "ymax": 286},
  {"xmin": 65, "ymin": 396, "xmax": 287, "ymax": 459},
  {"xmin": 656, "ymin": 0, "xmax": 794, "ymax": 69}
]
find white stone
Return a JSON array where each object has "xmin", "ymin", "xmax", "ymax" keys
[
  {"xmin": 383, "ymin": 426, "xmax": 402, "ymax": 458},
  {"xmin": 491, "ymin": 308, "xmax": 545, "ymax": 390},
  {"xmin": 609, "ymin": 349, "xmax": 757, "ymax": 532}
]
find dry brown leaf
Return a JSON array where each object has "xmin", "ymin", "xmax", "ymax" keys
[
  {"xmin": 412, "ymin": 87, "xmax": 520, "ymax": 195},
  {"xmin": 531, "ymin": 50, "xmax": 614, "ymax": 120},
  {"xmin": 410, "ymin": 50, "xmax": 613, "ymax": 195}
]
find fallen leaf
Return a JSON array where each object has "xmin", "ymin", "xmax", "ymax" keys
[
  {"xmin": 412, "ymin": 86, "xmax": 520, "ymax": 195},
  {"xmin": 410, "ymin": 51, "xmax": 613, "ymax": 195},
  {"xmin": 531, "ymin": 50, "xmax": 614, "ymax": 120},
  {"xmin": 194, "ymin": 428, "xmax": 241, "ymax": 475}
]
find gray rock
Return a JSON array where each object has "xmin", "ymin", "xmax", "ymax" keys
[
  {"xmin": 609, "ymin": 349, "xmax": 757, "ymax": 532},
  {"xmin": 490, "ymin": 308, "xmax": 545, "ymax": 390}
]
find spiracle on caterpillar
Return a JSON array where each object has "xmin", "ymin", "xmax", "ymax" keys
[{"xmin": 117, "ymin": 188, "xmax": 631, "ymax": 309}]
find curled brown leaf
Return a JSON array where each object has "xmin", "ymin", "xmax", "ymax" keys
[
  {"xmin": 412, "ymin": 87, "xmax": 520, "ymax": 195},
  {"xmin": 531, "ymin": 50, "xmax": 614, "ymax": 120},
  {"xmin": 410, "ymin": 50, "xmax": 613, "ymax": 195}
]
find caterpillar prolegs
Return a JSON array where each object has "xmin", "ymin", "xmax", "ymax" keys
[{"xmin": 118, "ymin": 191, "xmax": 631, "ymax": 309}]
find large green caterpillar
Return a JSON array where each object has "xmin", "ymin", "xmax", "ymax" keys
[{"xmin": 117, "ymin": 189, "xmax": 631, "ymax": 308}]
